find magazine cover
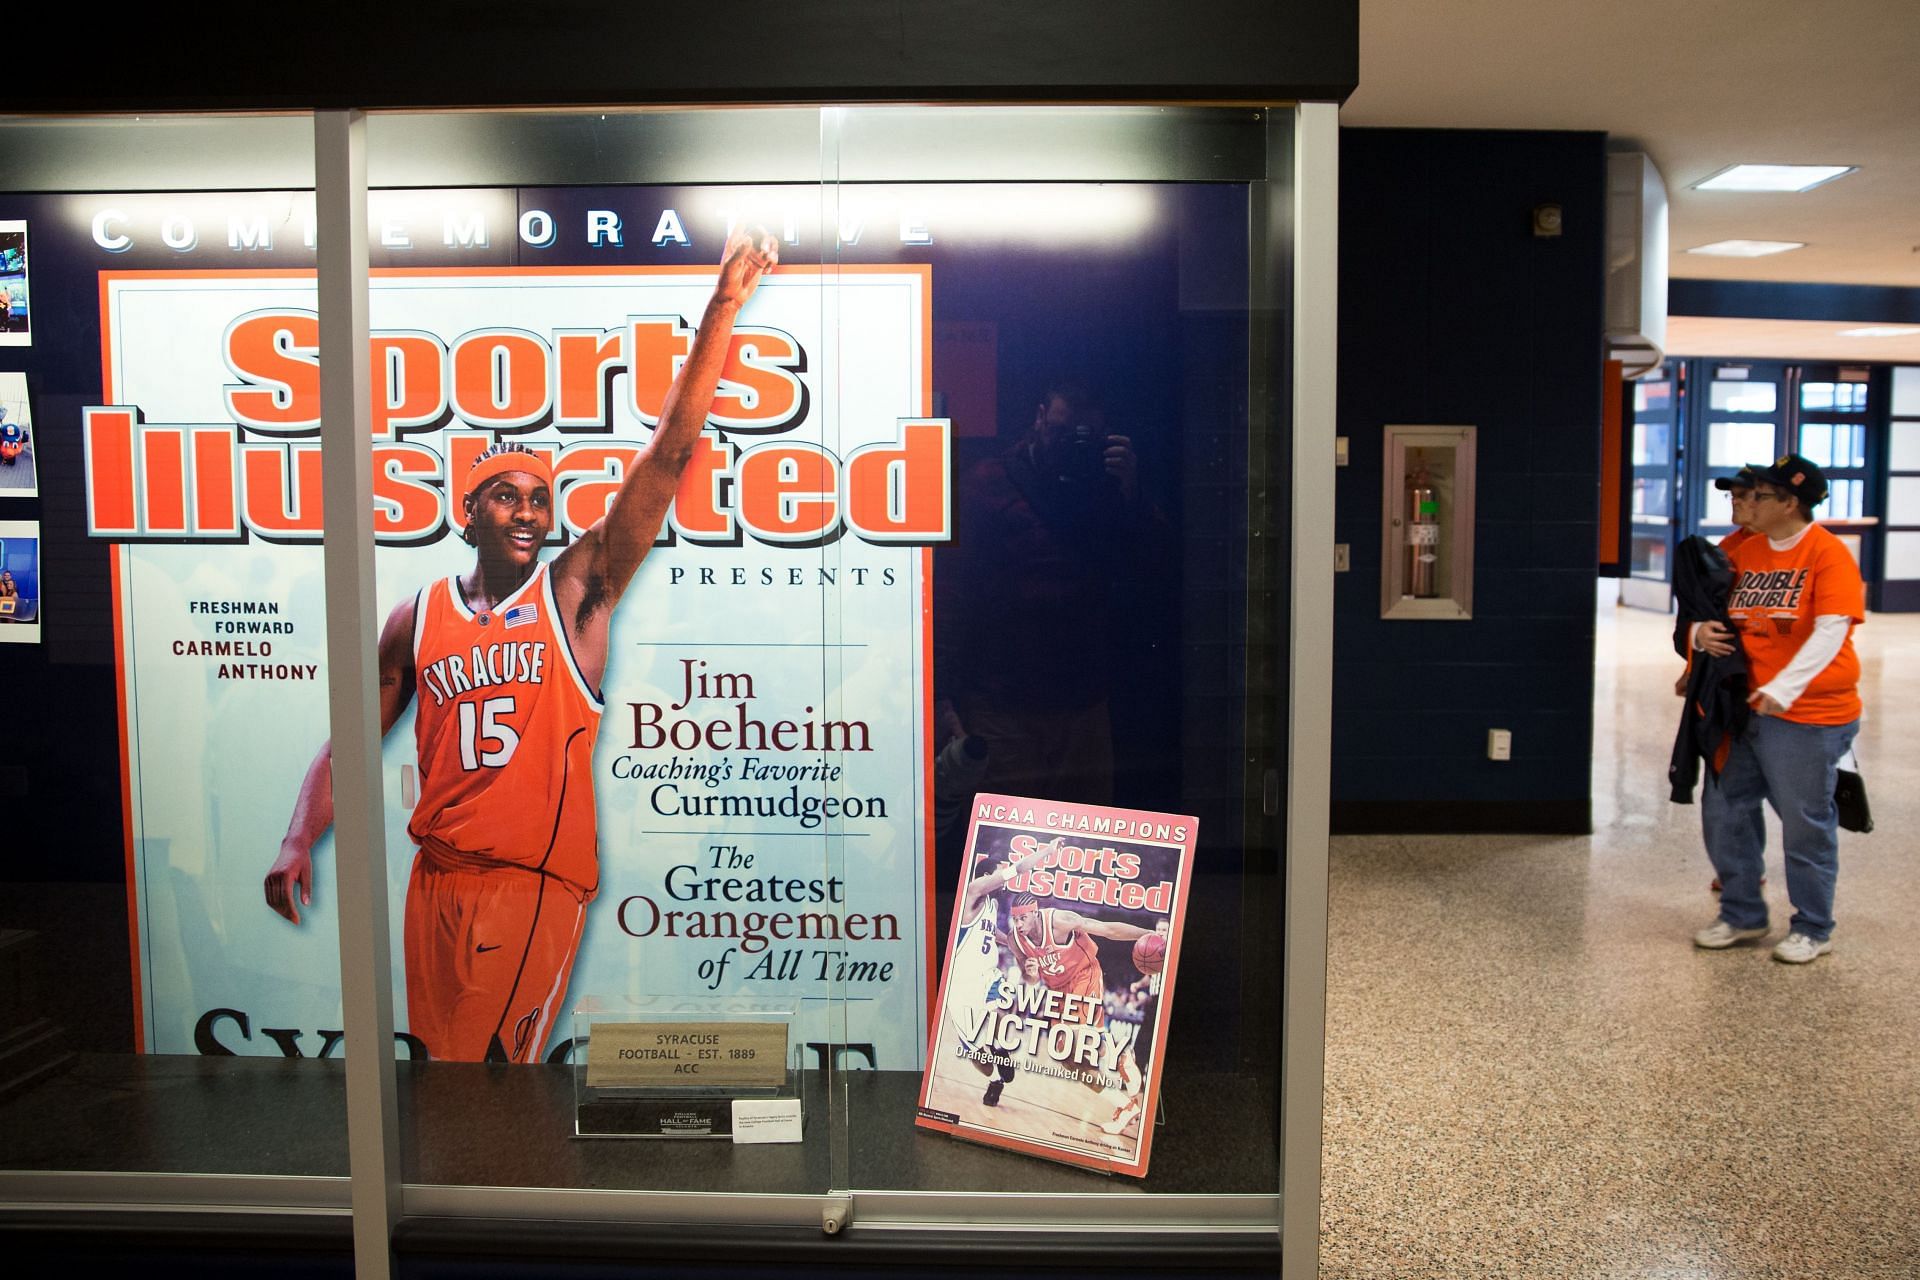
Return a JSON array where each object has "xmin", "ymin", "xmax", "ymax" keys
[
  {"xmin": 0, "ymin": 220, "xmax": 27, "ymax": 346},
  {"xmin": 0, "ymin": 373, "xmax": 34, "ymax": 496},
  {"xmin": 915, "ymin": 793, "xmax": 1196, "ymax": 1178}
]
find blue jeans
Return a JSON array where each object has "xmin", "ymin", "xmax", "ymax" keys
[{"xmin": 1702, "ymin": 715, "xmax": 1858, "ymax": 941}]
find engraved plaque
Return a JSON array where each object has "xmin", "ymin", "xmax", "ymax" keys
[{"xmin": 585, "ymin": 1020, "xmax": 788, "ymax": 1091}]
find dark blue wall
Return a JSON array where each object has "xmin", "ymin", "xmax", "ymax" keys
[{"xmin": 1331, "ymin": 128, "xmax": 1606, "ymax": 834}]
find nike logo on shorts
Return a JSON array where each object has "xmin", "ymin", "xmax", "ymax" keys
[{"xmin": 476, "ymin": 943, "xmax": 502, "ymax": 953}]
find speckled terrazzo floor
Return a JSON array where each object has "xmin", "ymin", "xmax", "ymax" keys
[{"xmin": 1320, "ymin": 602, "xmax": 1920, "ymax": 1280}]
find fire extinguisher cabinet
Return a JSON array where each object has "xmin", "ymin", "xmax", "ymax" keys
[{"xmin": 1380, "ymin": 424, "xmax": 1477, "ymax": 620}]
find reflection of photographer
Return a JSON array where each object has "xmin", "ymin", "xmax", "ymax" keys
[
  {"xmin": 933, "ymin": 381, "xmax": 1164, "ymax": 813},
  {"xmin": 1035, "ymin": 391, "xmax": 1138, "ymax": 499}
]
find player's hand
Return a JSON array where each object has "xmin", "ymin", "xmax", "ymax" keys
[
  {"xmin": 1673, "ymin": 672, "xmax": 1688, "ymax": 697},
  {"xmin": 1748, "ymin": 690, "xmax": 1786, "ymax": 717},
  {"xmin": 265, "ymin": 841, "xmax": 313, "ymax": 924},
  {"xmin": 714, "ymin": 226, "xmax": 779, "ymax": 308},
  {"xmin": 1696, "ymin": 621, "xmax": 1736, "ymax": 657},
  {"xmin": 1103, "ymin": 435, "xmax": 1137, "ymax": 500},
  {"xmin": 1014, "ymin": 837, "xmax": 1062, "ymax": 876}
]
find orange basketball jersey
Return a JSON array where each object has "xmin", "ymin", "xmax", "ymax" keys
[
  {"xmin": 1011, "ymin": 908, "xmax": 1105, "ymax": 1020},
  {"xmin": 409, "ymin": 565, "xmax": 603, "ymax": 898}
]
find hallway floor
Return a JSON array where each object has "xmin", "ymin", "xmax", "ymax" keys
[{"xmin": 1320, "ymin": 602, "xmax": 1919, "ymax": 1279}]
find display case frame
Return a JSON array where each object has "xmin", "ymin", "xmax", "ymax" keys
[{"xmin": 0, "ymin": 7, "xmax": 1350, "ymax": 1277}]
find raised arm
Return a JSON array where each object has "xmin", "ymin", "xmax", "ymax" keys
[
  {"xmin": 264, "ymin": 594, "xmax": 418, "ymax": 924},
  {"xmin": 551, "ymin": 229, "xmax": 778, "ymax": 630},
  {"xmin": 960, "ymin": 838, "xmax": 1060, "ymax": 916},
  {"xmin": 1058, "ymin": 908, "xmax": 1150, "ymax": 943}
]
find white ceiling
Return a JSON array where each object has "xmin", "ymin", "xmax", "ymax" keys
[{"xmin": 1344, "ymin": 0, "xmax": 1920, "ymax": 302}]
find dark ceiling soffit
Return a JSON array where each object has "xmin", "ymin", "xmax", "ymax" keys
[
  {"xmin": 1670, "ymin": 279, "xmax": 1920, "ymax": 325},
  {"xmin": 0, "ymin": 1, "xmax": 1358, "ymax": 113}
]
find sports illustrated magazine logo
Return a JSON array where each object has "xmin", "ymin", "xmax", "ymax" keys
[{"xmin": 85, "ymin": 308, "xmax": 950, "ymax": 548}]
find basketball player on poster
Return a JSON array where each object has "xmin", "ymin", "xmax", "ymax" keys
[{"xmin": 264, "ymin": 228, "xmax": 780, "ymax": 1063}]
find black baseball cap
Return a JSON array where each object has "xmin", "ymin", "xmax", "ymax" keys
[{"xmin": 1715, "ymin": 453, "xmax": 1827, "ymax": 507}]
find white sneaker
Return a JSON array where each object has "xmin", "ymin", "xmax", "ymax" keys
[
  {"xmin": 1098, "ymin": 1093, "xmax": 1142, "ymax": 1135},
  {"xmin": 1694, "ymin": 919, "xmax": 1768, "ymax": 949},
  {"xmin": 1772, "ymin": 932, "xmax": 1833, "ymax": 964}
]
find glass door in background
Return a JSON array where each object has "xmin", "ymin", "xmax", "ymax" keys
[
  {"xmin": 1689, "ymin": 359, "xmax": 1787, "ymax": 540},
  {"xmin": 1621, "ymin": 369, "xmax": 1680, "ymax": 611},
  {"xmin": 1794, "ymin": 365, "xmax": 1877, "ymax": 576}
]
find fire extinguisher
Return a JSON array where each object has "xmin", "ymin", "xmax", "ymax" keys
[{"xmin": 1406, "ymin": 466, "xmax": 1439, "ymax": 597}]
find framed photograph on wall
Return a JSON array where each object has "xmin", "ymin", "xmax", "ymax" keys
[
  {"xmin": 0, "ymin": 373, "xmax": 36, "ymax": 496},
  {"xmin": 0, "ymin": 221, "xmax": 28, "ymax": 346},
  {"xmin": 0, "ymin": 520, "xmax": 41, "ymax": 643}
]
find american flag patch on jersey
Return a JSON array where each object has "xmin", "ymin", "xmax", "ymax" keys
[{"xmin": 503, "ymin": 603, "xmax": 538, "ymax": 630}]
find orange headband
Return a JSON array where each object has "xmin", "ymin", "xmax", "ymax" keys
[{"xmin": 465, "ymin": 448, "xmax": 553, "ymax": 498}]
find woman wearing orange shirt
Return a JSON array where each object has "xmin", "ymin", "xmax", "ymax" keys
[{"xmin": 1690, "ymin": 455, "xmax": 1863, "ymax": 964}]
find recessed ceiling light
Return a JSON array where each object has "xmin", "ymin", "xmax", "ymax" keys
[
  {"xmin": 1838, "ymin": 326, "xmax": 1920, "ymax": 338},
  {"xmin": 1685, "ymin": 240, "xmax": 1806, "ymax": 257},
  {"xmin": 1693, "ymin": 164, "xmax": 1856, "ymax": 193}
]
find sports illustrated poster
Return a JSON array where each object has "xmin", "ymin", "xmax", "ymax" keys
[
  {"xmin": 0, "ymin": 520, "xmax": 41, "ymax": 642},
  {"xmin": 0, "ymin": 220, "xmax": 28, "ymax": 346},
  {"xmin": 89, "ymin": 212, "xmax": 943, "ymax": 1066},
  {"xmin": 0, "ymin": 373, "xmax": 34, "ymax": 496},
  {"xmin": 916, "ymin": 794, "xmax": 1195, "ymax": 1178}
]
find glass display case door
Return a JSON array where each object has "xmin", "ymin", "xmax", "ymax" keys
[{"xmin": 1621, "ymin": 369, "xmax": 1681, "ymax": 611}]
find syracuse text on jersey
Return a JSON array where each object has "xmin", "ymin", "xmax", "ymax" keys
[{"xmin": 81, "ymin": 310, "xmax": 950, "ymax": 547}]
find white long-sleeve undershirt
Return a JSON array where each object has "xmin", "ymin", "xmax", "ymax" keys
[{"xmin": 1756, "ymin": 614, "xmax": 1852, "ymax": 710}]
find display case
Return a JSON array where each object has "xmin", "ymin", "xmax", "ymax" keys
[{"xmin": 0, "ymin": 7, "xmax": 1348, "ymax": 1276}]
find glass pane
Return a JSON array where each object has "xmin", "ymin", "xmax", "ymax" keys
[
  {"xmin": 0, "ymin": 114, "xmax": 349, "ymax": 1185},
  {"xmin": 1886, "ymin": 530, "xmax": 1920, "ymax": 579},
  {"xmin": 1893, "ymin": 366, "xmax": 1920, "ymax": 417},
  {"xmin": 839, "ymin": 105, "xmax": 1278, "ymax": 1194},
  {"xmin": 1802, "ymin": 421, "xmax": 1866, "ymax": 470},
  {"xmin": 1709, "ymin": 380, "xmax": 1776, "ymax": 413},
  {"xmin": 1630, "ymin": 533, "xmax": 1667, "ymax": 578},
  {"xmin": 1891, "ymin": 421, "xmax": 1920, "ymax": 473},
  {"xmin": 1634, "ymin": 379, "xmax": 1670, "ymax": 412},
  {"xmin": 1888, "ymin": 476, "xmax": 1920, "ymax": 526},
  {"xmin": 1827, "ymin": 478, "xmax": 1864, "ymax": 520},
  {"xmin": 1804, "ymin": 380, "xmax": 1866, "ymax": 412},
  {"xmin": 1799, "ymin": 422, "xmax": 1834, "ymax": 467},
  {"xmin": 342, "ymin": 110, "xmax": 845, "ymax": 1197},
  {"xmin": 1701, "ymin": 486, "xmax": 1734, "ymax": 526},
  {"xmin": 1708, "ymin": 420, "xmax": 1776, "ymax": 467},
  {"xmin": 1631, "ymin": 420, "xmax": 1669, "ymax": 466},
  {"xmin": 1842, "ymin": 424, "xmax": 1867, "ymax": 468},
  {"xmin": 1632, "ymin": 477, "xmax": 1669, "ymax": 517}
]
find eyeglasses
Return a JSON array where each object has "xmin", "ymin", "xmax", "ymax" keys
[{"xmin": 1750, "ymin": 490, "xmax": 1790, "ymax": 503}]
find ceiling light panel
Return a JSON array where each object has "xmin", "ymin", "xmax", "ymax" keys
[
  {"xmin": 1685, "ymin": 240, "xmax": 1807, "ymax": 258},
  {"xmin": 1693, "ymin": 164, "xmax": 1856, "ymax": 193}
]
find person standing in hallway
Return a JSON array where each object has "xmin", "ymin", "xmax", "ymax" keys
[{"xmin": 1689, "ymin": 455, "xmax": 1864, "ymax": 964}]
